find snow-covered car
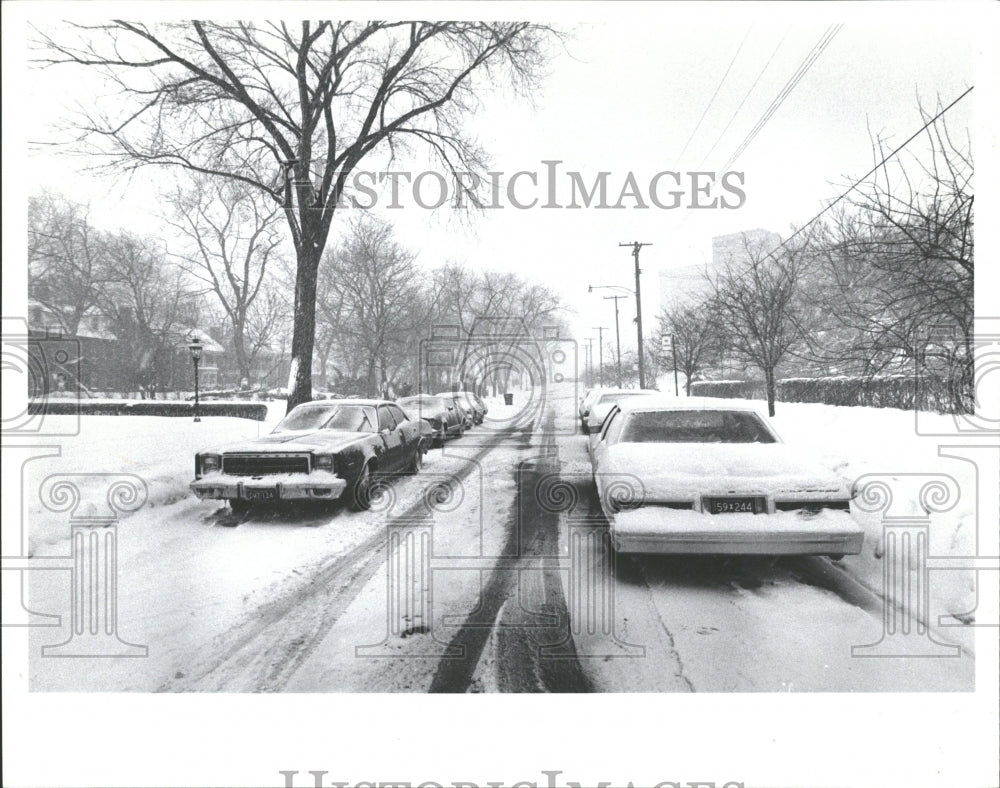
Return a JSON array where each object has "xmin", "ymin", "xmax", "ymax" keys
[
  {"xmin": 591, "ymin": 397, "xmax": 864, "ymax": 558},
  {"xmin": 436, "ymin": 391, "xmax": 475, "ymax": 429},
  {"xmin": 584, "ymin": 388, "xmax": 660, "ymax": 435},
  {"xmin": 578, "ymin": 387, "xmax": 599, "ymax": 426},
  {"xmin": 436, "ymin": 390, "xmax": 487, "ymax": 424},
  {"xmin": 397, "ymin": 394, "xmax": 465, "ymax": 445},
  {"xmin": 191, "ymin": 399, "xmax": 424, "ymax": 512}
]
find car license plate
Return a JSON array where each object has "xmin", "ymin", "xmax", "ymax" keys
[
  {"xmin": 706, "ymin": 496, "xmax": 763, "ymax": 514},
  {"xmin": 245, "ymin": 488, "xmax": 277, "ymax": 501}
]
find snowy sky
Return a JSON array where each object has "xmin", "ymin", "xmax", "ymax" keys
[{"xmin": 6, "ymin": 4, "xmax": 994, "ymax": 347}]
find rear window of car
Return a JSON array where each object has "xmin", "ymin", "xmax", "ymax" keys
[
  {"xmin": 597, "ymin": 391, "xmax": 656, "ymax": 405},
  {"xmin": 619, "ymin": 410, "xmax": 777, "ymax": 444}
]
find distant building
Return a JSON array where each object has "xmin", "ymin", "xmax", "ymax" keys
[
  {"xmin": 659, "ymin": 228, "xmax": 783, "ymax": 313},
  {"xmin": 711, "ymin": 228, "xmax": 782, "ymax": 269}
]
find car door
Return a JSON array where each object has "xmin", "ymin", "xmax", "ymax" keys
[
  {"xmin": 376, "ymin": 405, "xmax": 404, "ymax": 470},
  {"xmin": 388, "ymin": 404, "xmax": 419, "ymax": 461}
]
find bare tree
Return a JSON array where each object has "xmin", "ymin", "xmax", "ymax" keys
[
  {"xmin": 164, "ymin": 176, "xmax": 284, "ymax": 384},
  {"xmin": 39, "ymin": 21, "xmax": 560, "ymax": 411},
  {"xmin": 656, "ymin": 301, "xmax": 721, "ymax": 395},
  {"xmin": 318, "ymin": 215, "xmax": 423, "ymax": 397},
  {"xmin": 706, "ymin": 235, "xmax": 806, "ymax": 416},
  {"xmin": 807, "ymin": 102, "xmax": 973, "ymax": 407},
  {"xmin": 28, "ymin": 191, "xmax": 111, "ymax": 335},
  {"xmin": 101, "ymin": 231, "xmax": 197, "ymax": 396}
]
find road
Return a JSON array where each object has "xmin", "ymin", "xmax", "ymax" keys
[{"xmin": 27, "ymin": 385, "xmax": 974, "ymax": 693}]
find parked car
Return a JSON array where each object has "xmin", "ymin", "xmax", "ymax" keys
[
  {"xmin": 190, "ymin": 399, "xmax": 424, "ymax": 512},
  {"xmin": 583, "ymin": 388, "xmax": 660, "ymax": 436},
  {"xmin": 590, "ymin": 397, "xmax": 864, "ymax": 558},
  {"xmin": 579, "ymin": 387, "xmax": 597, "ymax": 424},
  {"xmin": 436, "ymin": 391, "xmax": 475, "ymax": 429},
  {"xmin": 397, "ymin": 394, "xmax": 465, "ymax": 445},
  {"xmin": 436, "ymin": 390, "xmax": 486, "ymax": 424}
]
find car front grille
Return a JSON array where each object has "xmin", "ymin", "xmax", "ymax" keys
[{"xmin": 222, "ymin": 453, "xmax": 310, "ymax": 476}]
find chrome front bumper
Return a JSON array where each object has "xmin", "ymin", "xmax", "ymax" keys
[{"xmin": 190, "ymin": 471, "xmax": 348, "ymax": 502}]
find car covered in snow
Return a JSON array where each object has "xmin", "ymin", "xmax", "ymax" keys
[
  {"xmin": 583, "ymin": 388, "xmax": 660, "ymax": 435},
  {"xmin": 397, "ymin": 394, "xmax": 466, "ymax": 444},
  {"xmin": 435, "ymin": 391, "xmax": 475, "ymax": 429},
  {"xmin": 590, "ymin": 397, "xmax": 864, "ymax": 558},
  {"xmin": 190, "ymin": 399, "xmax": 424, "ymax": 512}
]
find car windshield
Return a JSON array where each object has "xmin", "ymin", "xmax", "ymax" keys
[
  {"xmin": 619, "ymin": 409, "xmax": 777, "ymax": 444},
  {"xmin": 273, "ymin": 404, "xmax": 376, "ymax": 433}
]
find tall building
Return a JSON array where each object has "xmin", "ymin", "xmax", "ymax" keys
[{"xmin": 659, "ymin": 228, "xmax": 782, "ymax": 312}]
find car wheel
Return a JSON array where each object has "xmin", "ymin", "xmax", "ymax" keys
[
  {"xmin": 228, "ymin": 499, "xmax": 250, "ymax": 515},
  {"xmin": 348, "ymin": 462, "xmax": 375, "ymax": 511},
  {"xmin": 828, "ymin": 554, "xmax": 845, "ymax": 562},
  {"xmin": 408, "ymin": 444, "xmax": 423, "ymax": 474}
]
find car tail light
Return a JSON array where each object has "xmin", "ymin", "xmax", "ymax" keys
[{"xmin": 313, "ymin": 454, "xmax": 333, "ymax": 472}]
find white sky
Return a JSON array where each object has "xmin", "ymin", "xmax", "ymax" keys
[{"xmin": 9, "ymin": 6, "xmax": 985, "ymax": 349}]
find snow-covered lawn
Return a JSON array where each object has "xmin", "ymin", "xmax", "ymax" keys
[{"xmin": 738, "ymin": 398, "xmax": 986, "ymax": 645}]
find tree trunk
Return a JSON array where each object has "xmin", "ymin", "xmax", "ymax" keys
[
  {"xmin": 233, "ymin": 322, "xmax": 250, "ymax": 386},
  {"xmin": 765, "ymin": 366, "xmax": 777, "ymax": 417},
  {"xmin": 287, "ymin": 247, "xmax": 321, "ymax": 413}
]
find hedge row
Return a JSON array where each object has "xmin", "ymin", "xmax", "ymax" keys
[
  {"xmin": 27, "ymin": 399, "xmax": 268, "ymax": 421},
  {"xmin": 690, "ymin": 374, "xmax": 967, "ymax": 413}
]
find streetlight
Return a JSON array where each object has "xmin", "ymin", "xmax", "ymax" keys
[
  {"xmin": 603, "ymin": 295, "xmax": 625, "ymax": 387},
  {"xmin": 187, "ymin": 333, "xmax": 203, "ymax": 423},
  {"xmin": 619, "ymin": 242, "xmax": 652, "ymax": 390},
  {"xmin": 591, "ymin": 326, "xmax": 607, "ymax": 387}
]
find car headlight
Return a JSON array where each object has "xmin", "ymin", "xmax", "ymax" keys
[
  {"xmin": 313, "ymin": 454, "xmax": 333, "ymax": 472},
  {"xmin": 201, "ymin": 454, "xmax": 221, "ymax": 474}
]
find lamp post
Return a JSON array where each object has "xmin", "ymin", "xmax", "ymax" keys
[
  {"xmin": 188, "ymin": 334, "xmax": 203, "ymax": 423},
  {"xmin": 619, "ymin": 242, "xmax": 652, "ymax": 390},
  {"xmin": 603, "ymin": 295, "xmax": 625, "ymax": 387},
  {"xmin": 592, "ymin": 326, "xmax": 607, "ymax": 387}
]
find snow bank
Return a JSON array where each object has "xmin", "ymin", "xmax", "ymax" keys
[{"xmin": 25, "ymin": 406, "xmax": 286, "ymax": 553}]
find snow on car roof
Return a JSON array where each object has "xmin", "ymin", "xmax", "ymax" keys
[
  {"xmin": 612, "ymin": 396, "xmax": 769, "ymax": 414},
  {"xmin": 295, "ymin": 398, "xmax": 384, "ymax": 408}
]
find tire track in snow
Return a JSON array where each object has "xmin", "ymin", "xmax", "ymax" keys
[
  {"xmin": 429, "ymin": 408, "xmax": 593, "ymax": 693},
  {"xmin": 158, "ymin": 425, "xmax": 530, "ymax": 692}
]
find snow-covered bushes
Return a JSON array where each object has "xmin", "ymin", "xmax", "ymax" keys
[{"xmin": 27, "ymin": 399, "xmax": 268, "ymax": 420}]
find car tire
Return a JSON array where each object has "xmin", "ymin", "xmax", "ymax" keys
[
  {"xmin": 228, "ymin": 499, "xmax": 250, "ymax": 515},
  {"xmin": 348, "ymin": 462, "xmax": 375, "ymax": 511},
  {"xmin": 408, "ymin": 444, "xmax": 423, "ymax": 474},
  {"xmin": 828, "ymin": 554, "xmax": 845, "ymax": 562}
]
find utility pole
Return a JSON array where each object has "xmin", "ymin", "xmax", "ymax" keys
[
  {"xmin": 586, "ymin": 337, "xmax": 594, "ymax": 387},
  {"xmin": 619, "ymin": 241, "xmax": 652, "ymax": 389},
  {"xmin": 592, "ymin": 326, "xmax": 607, "ymax": 387},
  {"xmin": 603, "ymin": 295, "xmax": 625, "ymax": 387}
]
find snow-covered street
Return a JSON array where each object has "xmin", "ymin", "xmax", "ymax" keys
[{"xmin": 23, "ymin": 385, "xmax": 978, "ymax": 693}]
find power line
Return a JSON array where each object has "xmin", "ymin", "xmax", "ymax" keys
[
  {"xmin": 671, "ymin": 28, "xmax": 752, "ymax": 170},
  {"xmin": 720, "ymin": 24, "xmax": 842, "ymax": 172},
  {"xmin": 770, "ymin": 85, "xmax": 974, "ymax": 260},
  {"xmin": 697, "ymin": 27, "xmax": 790, "ymax": 170}
]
